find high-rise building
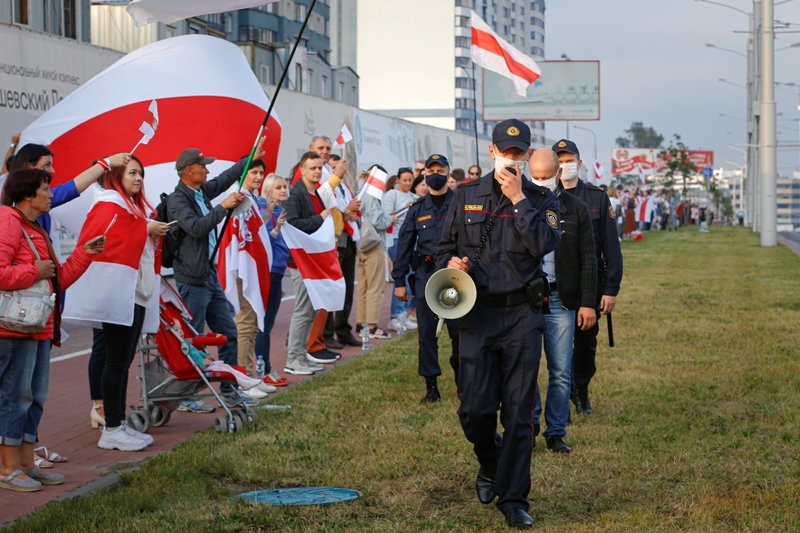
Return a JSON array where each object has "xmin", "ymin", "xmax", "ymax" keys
[
  {"xmin": 330, "ymin": 0, "xmax": 546, "ymax": 145},
  {"xmin": 1, "ymin": 0, "xmax": 92, "ymax": 42}
]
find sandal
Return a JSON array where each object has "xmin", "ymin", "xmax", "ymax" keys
[
  {"xmin": 369, "ymin": 326, "xmax": 391, "ymax": 339},
  {"xmin": 34, "ymin": 446, "xmax": 68, "ymax": 463},
  {"xmin": 0, "ymin": 470, "xmax": 41, "ymax": 492},
  {"xmin": 34, "ymin": 456, "xmax": 54, "ymax": 469}
]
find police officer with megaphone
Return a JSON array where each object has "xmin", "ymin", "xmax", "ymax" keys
[{"xmin": 435, "ymin": 119, "xmax": 561, "ymax": 530}]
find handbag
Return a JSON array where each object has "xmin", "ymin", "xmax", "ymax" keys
[
  {"xmin": 357, "ymin": 217, "xmax": 381, "ymax": 253},
  {"xmin": 0, "ymin": 230, "xmax": 56, "ymax": 334}
]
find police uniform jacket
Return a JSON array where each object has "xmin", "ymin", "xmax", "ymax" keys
[
  {"xmin": 553, "ymin": 189, "xmax": 597, "ymax": 310},
  {"xmin": 435, "ymin": 172, "xmax": 561, "ymax": 297},
  {"xmin": 564, "ymin": 179, "xmax": 623, "ymax": 297},
  {"xmin": 392, "ymin": 189, "xmax": 455, "ymax": 286}
]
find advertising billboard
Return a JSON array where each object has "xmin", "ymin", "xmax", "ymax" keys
[
  {"xmin": 482, "ymin": 60, "xmax": 600, "ymax": 121},
  {"xmin": 611, "ymin": 148, "xmax": 714, "ymax": 175}
]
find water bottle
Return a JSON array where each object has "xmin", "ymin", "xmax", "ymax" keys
[
  {"xmin": 256, "ymin": 355, "xmax": 266, "ymax": 379},
  {"xmin": 397, "ymin": 311, "xmax": 407, "ymax": 335},
  {"xmin": 361, "ymin": 323, "xmax": 370, "ymax": 350}
]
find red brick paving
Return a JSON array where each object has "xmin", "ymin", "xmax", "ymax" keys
[{"xmin": 0, "ymin": 281, "xmax": 400, "ymax": 525}]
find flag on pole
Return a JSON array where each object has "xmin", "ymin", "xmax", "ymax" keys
[
  {"xmin": 470, "ymin": 10, "xmax": 541, "ymax": 97},
  {"xmin": 637, "ymin": 163, "xmax": 647, "ymax": 185},
  {"xmin": 131, "ymin": 99, "xmax": 158, "ymax": 154},
  {"xmin": 333, "ymin": 124, "xmax": 353, "ymax": 148},
  {"xmin": 593, "ymin": 159, "xmax": 604, "ymax": 181},
  {"xmin": 357, "ymin": 166, "xmax": 388, "ymax": 201},
  {"xmin": 281, "ymin": 217, "xmax": 345, "ymax": 311},
  {"xmin": 317, "ymin": 174, "xmax": 340, "ymax": 211},
  {"xmin": 217, "ymin": 198, "xmax": 273, "ymax": 331},
  {"xmin": 126, "ymin": 0, "xmax": 279, "ymax": 27}
]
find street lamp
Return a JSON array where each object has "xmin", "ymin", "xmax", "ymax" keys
[
  {"xmin": 706, "ymin": 43, "xmax": 747, "ymax": 57},
  {"xmin": 719, "ymin": 78, "xmax": 746, "ymax": 89},
  {"xmin": 775, "ymin": 42, "xmax": 800, "ymax": 51},
  {"xmin": 720, "ymin": 113, "xmax": 746, "ymax": 122},
  {"xmin": 571, "ymin": 125, "xmax": 597, "ymax": 160}
]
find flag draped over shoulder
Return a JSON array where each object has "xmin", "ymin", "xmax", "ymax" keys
[
  {"xmin": 470, "ymin": 10, "xmax": 541, "ymax": 97},
  {"xmin": 126, "ymin": 0, "xmax": 280, "ymax": 27},
  {"xmin": 281, "ymin": 217, "xmax": 344, "ymax": 312},
  {"xmin": 217, "ymin": 198, "xmax": 273, "ymax": 331}
]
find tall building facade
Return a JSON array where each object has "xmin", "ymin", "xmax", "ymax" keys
[
  {"xmin": 331, "ymin": 0, "xmax": 546, "ymax": 146},
  {"xmin": 1, "ymin": 0, "xmax": 92, "ymax": 42}
]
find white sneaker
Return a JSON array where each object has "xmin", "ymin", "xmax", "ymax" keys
[
  {"xmin": 121, "ymin": 421, "xmax": 154, "ymax": 446},
  {"xmin": 404, "ymin": 317, "xmax": 418, "ymax": 330},
  {"xmin": 387, "ymin": 318, "xmax": 402, "ymax": 331},
  {"xmin": 257, "ymin": 382, "xmax": 277, "ymax": 393},
  {"xmin": 284, "ymin": 358, "xmax": 316, "ymax": 375},
  {"xmin": 244, "ymin": 387, "xmax": 268, "ymax": 400},
  {"xmin": 303, "ymin": 357, "xmax": 324, "ymax": 372},
  {"xmin": 98, "ymin": 426, "xmax": 148, "ymax": 451}
]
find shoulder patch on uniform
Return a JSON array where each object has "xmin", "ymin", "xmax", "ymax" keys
[
  {"xmin": 464, "ymin": 204, "xmax": 483, "ymax": 211},
  {"xmin": 417, "ymin": 214, "xmax": 432, "ymax": 222},
  {"xmin": 546, "ymin": 210, "xmax": 558, "ymax": 229},
  {"xmin": 585, "ymin": 182, "xmax": 602, "ymax": 192},
  {"xmin": 608, "ymin": 205, "xmax": 616, "ymax": 219}
]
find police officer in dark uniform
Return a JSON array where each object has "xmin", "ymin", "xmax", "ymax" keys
[
  {"xmin": 437, "ymin": 120, "xmax": 561, "ymax": 529},
  {"xmin": 392, "ymin": 154, "xmax": 459, "ymax": 403},
  {"xmin": 552, "ymin": 139, "xmax": 623, "ymax": 414}
]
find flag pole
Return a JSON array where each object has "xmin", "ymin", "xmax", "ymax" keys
[
  {"xmin": 210, "ymin": 0, "xmax": 318, "ymax": 263},
  {"xmin": 471, "ymin": 61, "xmax": 480, "ymax": 167}
]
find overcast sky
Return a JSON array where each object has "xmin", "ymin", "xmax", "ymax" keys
[{"xmin": 543, "ymin": 0, "xmax": 800, "ymax": 177}]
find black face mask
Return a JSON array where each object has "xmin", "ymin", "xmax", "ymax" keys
[{"xmin": 425, "ymin": 173, "xmax": 448, "ymax": 191}]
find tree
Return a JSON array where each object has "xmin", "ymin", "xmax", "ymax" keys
[
  {"xmin": 660, "ymin": 135, "xmax": 697, "ymax": 198},
  {"xmin": 615, "ymin": 122, "xmax": 664, "ymax": 149}
]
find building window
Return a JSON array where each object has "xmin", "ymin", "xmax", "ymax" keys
[
  {"xmin": 322, "ymin": 75, "xmax": 328, "ymax": 97},
  {"xmin": 456, "ymin": 77, "xmax": 473, "ymax": 89},
  {"xmin": 503, "ymin": 7, "xmax": 510, "ymax": 17},
  {"xmin": 455, "ymin": 36, "xmax": 471, "ymax": 48},
  {"xmin": 260, "ymin": 64, "xmax": 270, "ymax": 84},
  {"xmin": 512, "ymin": 2, "xmax": 516, "ymax": 11},
  {"xmin": 455, "ymin": 15, "xmax": 469, "ymax": 27},
  {"xmin": 296, "ymin": 3, "xmax": 307, "ymax": 20},
  {"xmin": 455, "ymin": 56, "xmax": 472, "ymax": 68},
  {"xmin": 307, "ymin": 69, "xmax": 314, "ymax": 94},
  {"xmin": 351, "ymin": 86, "xmax": 357, "ymax": 105},
  {"xmin": 12, "ymin": 0, "xmax": 29, "ymax": 25},
  {"xmin": 295, "ymin": 64, "xmax": 303, "ymax": 92},
  {"xmin": 338, "ymin": 81, "xmax": 344, "ymax": 102}
]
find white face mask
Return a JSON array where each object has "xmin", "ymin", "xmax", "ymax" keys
[
  {"xmin": 536, "ymin": 176, "xmax": 558, "ymax": 192},
  {"xmin": 560, "ymin": 162, "xmax": 578, "ymax": 182},
  {"xmin": 494, "ymin": 152, "xmax": 528, "ymax": 177}
]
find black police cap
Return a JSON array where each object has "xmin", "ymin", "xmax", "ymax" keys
[
  {"xmin": 492, "ymin": 119, "xmax": 531, "ymax": 152},
  {"xmin": 425, "ymin": 154, "xmax": 450, "ymax": 168},
  {"xmin": 552, "ymin": 139, "xmax": 580, "ymax": 158}
]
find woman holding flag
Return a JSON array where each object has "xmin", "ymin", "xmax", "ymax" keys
[{"xmin": 63, "ymin": 154, "xmax": 170, "ymax": 452}]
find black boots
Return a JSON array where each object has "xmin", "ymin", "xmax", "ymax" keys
[
  {"xmin": 421, "ymin": 376, "xmax": 441, "ymax": 403},
  {"xmin": 573, "ymin": 385, "xmax": 593, "ymax": 414}
]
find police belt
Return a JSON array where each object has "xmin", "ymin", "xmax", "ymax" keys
[{"xmin": 476, "ymin": 289, "xmax": 529, "ymax": 307}]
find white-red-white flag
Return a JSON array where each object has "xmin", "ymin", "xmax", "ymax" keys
[
  {"xmin": 282, "ymin": 217, "xmax": 345, "ymax": 312},
  {"xmin": 470, "ymin": 10, "xmax": 541, "ymax": 97},
  {"xmin": 126, "ymin": 0, "xmax": 279, "ymax": 27},
  {"xmin": 357, "ymin": 166, "xmax": 388, "ymax": 201},
  {"xmin": 217, "ymin": 198, "xmax": 273, "ymax": 331},
  {"xmin": 637, "ymin": 163, "xmax": 647, "ymax": 185},
  {"xmin": 333, "ymin": 124, "xmax": 352, "ymax": 148},
  {"xmin": 131, "ymin": 99, "xmax": 158, "ymax": 153},
  {"xmin": 593, "ymin": 160, "xmax": 605, "ymax": 181}
]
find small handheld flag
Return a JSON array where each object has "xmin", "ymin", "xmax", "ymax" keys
[
  {"xmin": 593, "ymin": 160, "xmax": 605, "ymax": 181},
  {"xmin": 333, "ymin": 124, "xmax": 353, "ymax": 148},
  {"xmin": 131, "ymin": 99, "xmax": 159, "ymax": 154},
  {"xmin": 357, "ymin": 166, "xmax": 388, "ymax": 201}
]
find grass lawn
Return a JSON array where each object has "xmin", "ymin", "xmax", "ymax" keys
[{"xmin": 6, "ymin": 226, "xmax": 800, "ymax": 532}]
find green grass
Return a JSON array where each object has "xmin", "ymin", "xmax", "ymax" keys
[{"xmin": 7, "ymin": 226, "xmax": 800, "ymax": 532}]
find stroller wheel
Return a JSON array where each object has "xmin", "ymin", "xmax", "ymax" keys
[
  {"xmin": 229, "ymin": 415, "xmax": 243, "ymax": 433},
  {"xmin": 244, "ymin": 407, "xmax": 257, "ymax": 424},
  {"xmin": 149, "ymin": 405, "xmax": 171, "ymax": 427},
  {"xmin": 128, "ymin": 410, "xmax": 152, "ymax": 433},
  {"xmin": 213, "ymin": 416, "xmax": 228, "ymax": 433},
  {"xmin": 232, "ymin": 410, "xmax": 248, "ymax": 426}
]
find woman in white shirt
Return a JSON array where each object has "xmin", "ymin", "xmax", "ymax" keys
[{"xmin": 382, "ymin": 168, "xmax": 416, "ymax": 331}]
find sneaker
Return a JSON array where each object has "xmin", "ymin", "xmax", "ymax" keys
[
  {"xmin": 177, "ymin": 400, "xmax": 216, "ymax": 413},
  {"xmin": 98, "ymin": 426, "xmax": 148, "ymax": 452},
  {"xmin": 387, "ymin": 318, "xmax": 402, "ymax": 331},
  {"xmin": 404, "ymin": 317, "xmax": 418, "ymax": 330},
  {"xmin": 284, "ymin": 358, "xmax": 317, "ymax": 375},
  {"xmin": 257, "ymin": 381, "xmax": 277, "ymax": 393},
  {"xmin": 121, "ymin": 422, "xmax": 153, "ymax": 446},
  {"xmin": 245, "ymin": 387, "xmax": 268, "ymax": 400},
  {"xmin": 369, "ymin": 326, "xmax": 391, "ymax": 339},
  {"xmin": 264, "ymin": 370, "xmax": 289, "ymax": 387},
  {"xmin": 304, "ymin": 357, "xmax": 324, "ymax": 371},
  {"xmin": 307, "ymin": 349, "xmax": 339, "ymax": 364}
]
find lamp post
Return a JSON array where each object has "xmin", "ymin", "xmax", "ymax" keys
[
  {"xmin": 760, "ymin": 0, "xmax": 777, "ymax": 246},
  {"xmin": 561, "ymin": 53, "xmax": 571, "ymax": 138},
  {"xmin": 572, "ymin": 125, "xmax": 597, "ymax": 160}
]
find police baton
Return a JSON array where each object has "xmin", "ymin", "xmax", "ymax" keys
[{"xmin": 606, "ymin": 312, "xmax": 614, "ymax": 348}]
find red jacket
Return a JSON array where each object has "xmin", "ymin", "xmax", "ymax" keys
[{"xmin": 0, "ymin": 206, "xmax": 92, "ymax": 342}]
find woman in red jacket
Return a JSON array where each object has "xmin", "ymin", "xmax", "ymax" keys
[{"xmin": 0, "ymin": 168, "xmax": 104, "ymax": 492}]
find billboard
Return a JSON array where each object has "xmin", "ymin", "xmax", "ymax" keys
[
  {"xmin": 611, "ymin": 148, "xmax": 714, "ymax": 175},
  {"xmin": 482, "ymin": 60, "xmax": 600, "ymax": 121}
]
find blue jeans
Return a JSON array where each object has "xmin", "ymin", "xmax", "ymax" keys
[
  {"xmin": 178, "ymin": 272, "xmax": 238, "ymax": 372},
  {"xmin": 387, "ymin": 239, "xmax": 408, "ymax": 319},
  {"xmin": 0, "ymin": 339, "xmax": 51, "ymax": 445},
  {"xmin": 254, "ymin": 272, "xmax": 284, "ymax": 373},
  {"xmin": 533, "ymin": 290, "xmax": 576, "ymax": 439}
]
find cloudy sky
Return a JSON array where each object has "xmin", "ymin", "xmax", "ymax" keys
[{"xmin": 543, "ymin": 0, "xmax": 800, "ymax": 177}]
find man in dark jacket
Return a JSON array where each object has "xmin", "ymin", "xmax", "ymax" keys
[
  {"xmin": 529, "ymin": 149, "xmax": 596, "ymax": 453},
  {"xmin": 167, "ymin": 147, "xmax": 250, "ymax": 405}
]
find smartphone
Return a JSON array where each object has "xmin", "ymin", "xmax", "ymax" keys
[
  {"xmin": 85, "ymin": 214, "xmax": 117, "ymax": 247},
  {"xmin": 165, "ymin": 220, "xmax": 178, "ymax": 227},
  {"xmin": 505, "ymin": 166, "xmax": 518, "ymax": 176}
]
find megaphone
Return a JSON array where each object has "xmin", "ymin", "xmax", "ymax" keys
[{"xmin": 424, "ymin": 268, "xmax": 477, "ymax": 336}]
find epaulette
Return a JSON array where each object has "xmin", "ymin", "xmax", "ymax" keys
[
  {"xmin": 529, "ymin": 181, "xmax": 550, "ymax": 195},
  {"xmin": 584, "ymin": 181, "xmax": 604, "ymax": 192}
]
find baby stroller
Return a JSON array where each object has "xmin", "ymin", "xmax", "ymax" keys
[{"xmin": 128, "ymin": 279, "xmax": 257, "ymax": 434}]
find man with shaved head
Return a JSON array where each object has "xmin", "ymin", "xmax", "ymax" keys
[{"xmin": 528, "ymin": 149, "xmax": 596, "ymax": 453}]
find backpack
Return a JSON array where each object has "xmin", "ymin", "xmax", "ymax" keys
[
  {"xmin": 614, "ymin": 202, "xmax": 623, "ymax": 218},
  {"xmin": 154, "ymin": 192, "xmax": 186, "ymax": 269}
]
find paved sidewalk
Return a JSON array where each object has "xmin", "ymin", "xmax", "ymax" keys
[{"xmin": 0, "ymin": 282, "xmax": 403, "ymax": 525}]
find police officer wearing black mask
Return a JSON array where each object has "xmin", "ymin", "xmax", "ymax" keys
[
  {"xmin": 436, "ymin": 119, "xmax": 561, "ymax": 529},
  {"xmin": 392, "ymin": 154, "xmax": 459, "ymax": 403}
]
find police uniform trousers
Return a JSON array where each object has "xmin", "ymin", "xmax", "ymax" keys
[
  {"xmin": 571, "ymin": 284, "xmax": 602, "ymax": 394},
  {"xmin": 458, "ymin": 300, "xmax": 543, "ymax": 513},
  {"xmin": 414, "ymin": 268, "xmax": 460, "ymax": 382}
]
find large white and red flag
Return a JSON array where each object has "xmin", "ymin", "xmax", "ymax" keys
[
  {"xmin": 470, "ymin": 10, "xmax": 541, "ymax": 97},
  {"xmin": 281, "ymin": 217, "xmax": 345, "ymax": 312},
  {"xmin": 593, "ymin": 160, "xmax": 605, "ymax": 181},
  {"xmin": 357, "ymin": 166, "xmax": 388, "ymax": 201},
  {"xmin": 333, "ymin": 124, "xmax": 352, "ymax": 148},
  {"xmin": 126, "ymin": 0, "xmax": 279, "ymax": 27},
  {"xmin": 131, "ymin": 99, "xmax": 159, "ymax": 153},
  {"xmin": 19, "ymin": 34, "xmax": 282, "ymax": 237},
  {"xmin": 217, "ymin": 197, "xmax": 273, "ymax": 331},
  {"xmin": 637, "ymin": 163, "xmax": 647, "ymax": 185}
]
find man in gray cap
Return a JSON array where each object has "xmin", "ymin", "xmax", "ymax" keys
[{"xmin": 166, "ymin": 145, "xmax": 261, "ymax": 410}]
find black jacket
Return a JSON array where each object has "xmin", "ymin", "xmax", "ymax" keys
[
  {"xmin": 283, "ymin": 181, "xmax": 326, "ymax": 235},
  {"xmin": 554, "ymin": 190, "xmax": 597, "ymax": 310},
  {"xmin": 167, "ymin": 160, "xmax": 246, "ymax": 286}
]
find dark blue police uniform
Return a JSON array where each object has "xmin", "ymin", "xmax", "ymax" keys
[
  {"xmin": 436, "ymin": 171, "xmax": 561, "ymax": 514},
  {"xmin": 393, "ymin": 188, "xmax": 460, "ymax": 381}
]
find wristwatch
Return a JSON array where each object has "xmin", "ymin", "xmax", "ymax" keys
[{"xmin": 9, "ymin": 143, "xmax": 16, "ymax": 149}]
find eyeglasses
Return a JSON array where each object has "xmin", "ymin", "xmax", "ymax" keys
[
  {"xmin": 398, "ymin": 167, "xmax": 413, "ymax": 175},
  {"xmin": 414, "ymin": 167, "xmax": 424, "ymax": 172},
  {"xmin": 469, "ymin": 171, "xmax": 480, "ymax": 176}
]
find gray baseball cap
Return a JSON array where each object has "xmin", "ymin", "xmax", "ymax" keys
[{"xmin": 175, "ymin": 148, "xmax": 215, "ymax": 171}]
